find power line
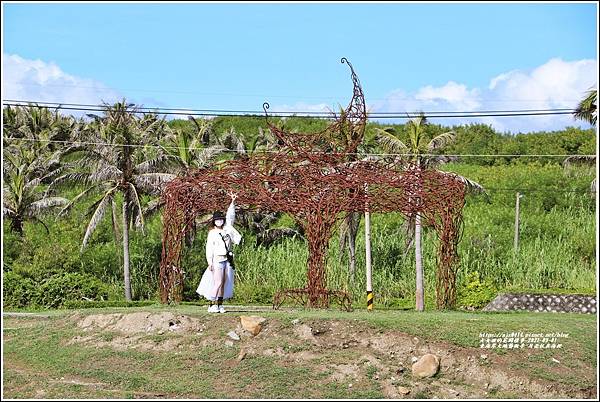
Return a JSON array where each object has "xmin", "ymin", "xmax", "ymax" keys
[
  {"xmin": 3, "ymin": 136, "xmax": 597, "ymax": 159},
  {"xmin": 3, "ymin": 137, "xmax": 593, "ymax": 194},
  {"xmin": 1, "ymin": 101, "xmax": 578, "ymax": 119},
  {"xmin": 3, "ymin": 83, "xmax": 583, "ymax": 103},
  {"xmin": 3, "ymin": 99, "xmax": 577, "ymax": 115},
  {"xmin": 4, "ymin": 100, "xmax": 334, "ymax": 116}
]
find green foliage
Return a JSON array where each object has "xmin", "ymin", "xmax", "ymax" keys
[
  {"xmin": 233, "ymin": 283, "xmax": 274, "ymax": 305},
  {"xmin": 11, "ymin": 237, "xmax": 84, "ymax": 281},
  {"xmin": 457, "ymin": 271, "xmax": 498, "ymax": 309},
  {"xmin": 3, "ymin": 271, "xmax": 114, "ymax": 309},
  {"xmin": 128, "ymin": 232, "xmax": 162, "ymax": 300},
  {"xmin": 168, "ymin": 118, "xmax": 596, "ymax": 166},
  {"xmin": 3, "ymin": 271, "xmax": 37, "ymax": 308},
  {"xmin": 36, "ymin": 272, "xmax": 113, "ymax": 308}
]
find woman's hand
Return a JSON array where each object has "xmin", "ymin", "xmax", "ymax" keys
[{"xmin": 227, "ymin": 191, "xmax": 237, "ymax": 202}]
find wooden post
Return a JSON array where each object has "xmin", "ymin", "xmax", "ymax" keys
[
  {"xmin": 415, "ymin": 212, "xmax": 424, "ymax": 311},
  {"xmin": 514, "ymin": 192, "xmax": 522, "ymax": 253},
  {"xmin": 364, "ymin": 183, "xmax": 373, "ymax": 311}
]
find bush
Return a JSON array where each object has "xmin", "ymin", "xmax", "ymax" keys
[
  {"xmin": 3, "ymin": 271, "xmax": 37, "ymax": 308},
  {"xmin": 457, "ymin": 271, "xmax": 498, "ymax": 310},
  {"xmin": 35, "ymin": 272, "xmax": 112, "ymax": 308},
  {"xmin": 10, "ymin": 240, "xmax": 84, "ymax": 282}
]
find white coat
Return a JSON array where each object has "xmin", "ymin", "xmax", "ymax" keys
[{"xmin": 196, "ymin": 200, "xmax": 242, "ymax": 301}]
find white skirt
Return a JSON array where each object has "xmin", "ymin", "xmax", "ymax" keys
[{"xmin": 196, "ymin": 261, "xmax": 235, "ymax": 300}]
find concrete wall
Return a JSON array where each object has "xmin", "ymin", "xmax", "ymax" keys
[{"xmin": 483, "ymin": 293, "xmax": 596, "ymax": 314}]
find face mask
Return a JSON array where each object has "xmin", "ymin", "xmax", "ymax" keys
[{"xmin": 214, "ymin": 220, "xmax": 224, "ymax": 227}]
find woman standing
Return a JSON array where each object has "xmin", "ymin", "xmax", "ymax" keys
[{"xmin": 197, "ymin": 192, "xmax": 242, "ymax": 313}]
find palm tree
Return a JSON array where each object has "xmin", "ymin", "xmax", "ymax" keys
[
  {"xmin": 3, "ymin": 144, "xmax": 69, "ymax": 236},
  {"xmin": 51, "ymin": 101, "xmax": 175, "ymax": 301},
  {"xmin": 3, "ymin": 104, "xmax": 80, "ymax": 153},
  {"xmin": 376, "ymin": 114, "xmax": 484, "ymax": 311},
  {"xmin": 2, "ymin": 104, "xmax": 77, "ymax": 235},
  {"xmin": 574, "ymin": 88, "xmax": 597, "ymax": 126},
  {"xmin": 160, "ymin": 127, "xmax": 226, "ymax": 174}
]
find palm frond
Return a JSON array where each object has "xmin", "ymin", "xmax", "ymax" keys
[
  {"xmin": 27, "ymin": 197, "xmax": 70, "ymax": 216},
  {"xmin": 24, "ymin": 177, "xmax": 43, "ymax": 191},
  {"xmin": 188, "ymin": 116, "xmax": 212, "ymax": 146},
  {"xmin": 427, "ymin": 131, "xmax": 456, "ymax": 152},
  {"xmin": 142, "ymin": 198, "xmax": 164, "ymax": 220},
  {"xmin": 3, "ymin": 205, "xmax": 16, "ymax": 217},
  {"xmin": 90, "ymin": 165, "xmax": 122, "ymax": 182},
  {"xmin": 132, "ymin": 173, "xmax": 176, "ymax": 194},
  {"xmin": 193, "ymin": 145, "xmax": 227, "ymax": 168},
  {"xmin": 58, "ymin": 184, "xmax": 101, "ymax": 217},
  {"xmin": 375, "ymin": 128, "xmax": 409, "ymax": 154},
  {"xmin": 134, "ymin": 152, "xmax": 174, "ymax": 174},
  {"xmin": 574, "ymin": 89, "xmax": 597, "ymax": 126},
  {"xmin": 440, "ymin": 171, "xmax": 487, "ymax": 195},
  {"xmin": 562, "ymin": 155, "xmax": 596, "ymax": 168},
  {"xmin": 49, "ymin": 172, "xmax": 96, "ymax": 191},
  {"xmin": 127, "ymin": 183, "xmax": 145, "ymax": 231},
  {"xmin": 60, "ymin": 145, "xmax": 109, "ymax": 164},
  {"xmin": 81, "ymin": 186, "xmax": 118, "ymax": 251},
  {"xmin": 111, "ymin": 198, "xmax": 122, "ymax": 243},
  {"xmin": 257, "ymin": 227, "xmax": 304, "ymax": 247}
]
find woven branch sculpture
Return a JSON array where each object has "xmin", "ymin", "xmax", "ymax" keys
[{"xmin": 159, "ymin": 59, "xmax": 466, "ymax": 310}]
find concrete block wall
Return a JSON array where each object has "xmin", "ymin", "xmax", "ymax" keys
[{"xmin": 482, "ymin": 293, "xmax": 596, "ymax": 314}]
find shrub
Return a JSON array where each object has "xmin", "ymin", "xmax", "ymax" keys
[
  {"xmin": 35, "ymin": 272, "xmax": 112, "ymax": 308},
  {"xmin": 10, "ymin": 240, "xmax": 83, "ymax": 282},
  {"xmin": 3, "ymin": 271, "xmax": 36, "ymax": 308},
  {"xmin": 457, "ymin": 271, "xmax": 498, "ymax": 310}
]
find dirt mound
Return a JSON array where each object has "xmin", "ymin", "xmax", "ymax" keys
[
  {"xmin": 76, "ymin": 312, "xmax": 203, "ymax": 334},
  {"xmin": 65, "ymin": 312, "xmax": 594, "ymax": 399}
]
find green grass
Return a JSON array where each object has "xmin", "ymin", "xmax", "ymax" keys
[{"xmin": 3, "ymin": 315, "xmax": 378, "ymax": 398}]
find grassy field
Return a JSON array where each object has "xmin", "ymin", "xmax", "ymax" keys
[
  {"xmin": 2, "ymin": 305, "xmax": 597, "ymax": 399},
  {"xmin": 4, "ymin": 163, "xmax": 596, "ymax": 310}
]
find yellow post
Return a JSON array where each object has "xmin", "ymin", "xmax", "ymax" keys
[{"xmin": 365, "ymin": 183, "xmax": 373, "ymax": 311}]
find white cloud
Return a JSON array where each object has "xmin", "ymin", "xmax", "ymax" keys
[
  {"xmin": 267, "ymin": 101, "xmax": 333, "ymax": 115},
  {"xmin": 415, "ymin": 81, "xmax": 481, "ymax": 111},
  {"xmin": 2, "ymin": 53, "xmax": 122, "ymax": 113},
  {"xmin": 3, "ymin": 54, "xmax": 596, "ymax": 133},
  {"xmin": 371, "ymin": 58, "xmax": 597, "ymax": 133}
]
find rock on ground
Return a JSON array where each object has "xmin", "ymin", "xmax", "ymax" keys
[{"xmin": 412, "ymin": 354, "xmax": 440, "ymax": 378}]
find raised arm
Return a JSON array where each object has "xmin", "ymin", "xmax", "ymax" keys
[{"xmin": 225, "ymin": 192, "xmax": 237, "ymax": 227}]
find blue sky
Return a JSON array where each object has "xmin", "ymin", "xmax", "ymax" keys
[{"xmin": 2, "ymin": 2, "xmax": 598, "ymax": 133}]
